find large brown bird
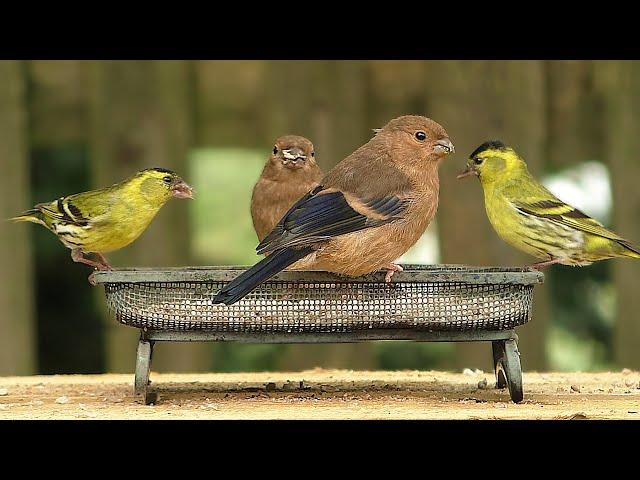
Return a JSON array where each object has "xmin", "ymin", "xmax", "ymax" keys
[
  {"xmin": 214, "ymin": 115, "xmax": 454, "ymax": 305},
  {"xmin": 251, "ymin": 135, "xmax": 323, "ymax": 242}
]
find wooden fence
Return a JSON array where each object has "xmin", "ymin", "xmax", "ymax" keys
[{"xmin": 1, "ymin": 60, "xmax": 638, "ymax": 375}]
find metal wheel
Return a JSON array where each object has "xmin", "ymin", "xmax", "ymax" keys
[{"xmin": 134, "ymin": 337, "xmax": 157, "ymax": 405}]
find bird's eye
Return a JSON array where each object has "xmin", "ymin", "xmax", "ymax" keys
[
  {"xmin": 163, "ymin": 175, "xmax": 172, "ymax": 184},
  {"xmin": 415, "ymin": 131, "xmax": 427, "ymax": 141},
  {"xmin": 473, "ymin": 157, "xmax": 484, "ymax": 165},
  {"xmin": 273, "ymin": 146, "xmax": 278, "ymax": 155},
  {"xmin": 311, "ymin": 151, "xmax": 315, "ymax": 157}
]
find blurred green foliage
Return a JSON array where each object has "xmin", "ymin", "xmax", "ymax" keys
[
  {"xmin": 547, "ymin": 262, "xmax": 614, "ymax": 371},
  {"xmin": 190, "ymin": 148, "xmax": 264, "ymax": 265}
]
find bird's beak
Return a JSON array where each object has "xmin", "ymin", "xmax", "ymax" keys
[
  {"xmin": 171, "ymin": 179, "xmax": 194, "ymax": 199},
  {"xmin": 434, "ymin": 138, "xmax": 455, "ymax": 156},
  {"xmin": 457, "ymin": 164, "xmax": 478, "ymax": 180},
  {"xmin": 282, "ymin": 147, "xmax": 307, "ymax": 167}
]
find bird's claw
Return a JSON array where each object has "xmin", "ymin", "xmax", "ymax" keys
[
  {"xmin": 94, "ymin": 253, "xmax": 113, "ymax": 271},
  {"xmin": 383, "ymin": 264, "xmax": 403, "ymax": 283},
  {"xmin": 529, "ymin": 258, "xmax": 561, "ymax": 270}
]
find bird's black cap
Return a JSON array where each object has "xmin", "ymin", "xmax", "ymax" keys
[
  {"xmin": 144, "ymin": 167, "xmax": 177, "ymax": 175},
  {"xmin": 470, "ymin": 140, "xmax": 508, "ymax": 158}
]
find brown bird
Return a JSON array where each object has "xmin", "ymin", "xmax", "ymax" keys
[
  {"xmin": 214, "ymin": 115, "xmax": 454, "ymax": 305},
  {"xmin": 251, "ymin": 135, "xmax": 323, "ymax": 242}
]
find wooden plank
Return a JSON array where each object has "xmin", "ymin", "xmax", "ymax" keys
[
  {"xmin": 194, "ymin": 60, "xmax": 267, "ymax": 148},
  {"xmin": 424, "ymin": 60, "xmax": 550, "ymax": 371},
  {"xmin": 545, "ymin": 61, "xmax": 603, "ymax": 167},
  {"xmin": 0, "ymin": 61, "xmax": 36, "ymax": 375},
  {"xmin": 27, "ymin": 60, "xmax": 89, "ymax": 148},
  {"xmin": 263, "ymin": 60, "xmax": 370, "ymax": 171},
  {"xmin": 595, "ymin": 61, "xmax": 640, "ymax": 369},
  {"xmin": 367, "ymin": 61, "xmax": 430, "ymax": 125},
  {"xmin": 2, "ymin": 371, "xmax": 638, "ymax": 420},
  {"xmin": 88, "ymin": 60, "xmax": 212, "ymax": 373}
]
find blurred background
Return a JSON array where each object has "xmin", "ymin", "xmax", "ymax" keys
[{"xmin": 1, "ymin": 60, "xmax": 639, "ymax": 377}]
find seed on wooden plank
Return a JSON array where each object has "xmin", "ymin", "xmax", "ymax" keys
[{"xmin": 282, "ymin": 382, "xmax": 297, "ymax": 392}]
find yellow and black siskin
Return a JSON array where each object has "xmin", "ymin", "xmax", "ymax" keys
[
  {"xmin": 11, "ymin": 168, "xmax": 193, "ymax": 271},
  {"xmin": 458, "ymin": 141, "xmax": 640, "ymax": 268}
]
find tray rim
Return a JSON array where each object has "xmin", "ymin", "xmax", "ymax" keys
[{"xmin": 90, "ymin": 263, "xmax": 544, "ymax": 285}]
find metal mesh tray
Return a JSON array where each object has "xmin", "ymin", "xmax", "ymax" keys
[{"xmin": 91, "ymin": 264, "xmax": 543, "ymax": 334}]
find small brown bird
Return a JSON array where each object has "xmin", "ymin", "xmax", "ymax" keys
[
  {"xmin": 251, "ymin": 135, "xmax": 323, "ymax": 242},
  {"xmin": 214, "ymin": 115, "xmax": 454, "ymax": 305}
]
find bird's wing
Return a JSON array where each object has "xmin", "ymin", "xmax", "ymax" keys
[
  {"xmin": 40, "ymin": 189, "xmax": 113, "ymax": 228},
  {"xmin": 511, "ymin": 197, "xmax": 629, "ymax": 243},
  {"xmin": 257, "ymin": 185, "xmax": 409, "ymax": 254}
]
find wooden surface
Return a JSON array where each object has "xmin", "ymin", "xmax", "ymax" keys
[{"xmin": 1, "ymin": 370, "xmax": 638, "ymax": 419}]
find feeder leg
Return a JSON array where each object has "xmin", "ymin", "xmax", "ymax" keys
[
  {"xmin": 134, "ymin": 337, "xmax": 157, "ymax": 405},
  {"xmin": 492, "ymin": 341, "xmax": 508, "ymax": 389},
  {"xmin": 494, "ymin": 338, "xmax": 523, "ymax": 404}
]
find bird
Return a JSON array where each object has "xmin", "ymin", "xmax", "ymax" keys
[
  {"xmin": 457, "ymin": 140, "xmax": 640, "ymax": 269},
  {"xmin": 10, "ymin": 167, "xmax": 194, "ymax": 271},
  {"xmin": 214, "ymin": 115, "xmax": 454, "ymax": 305},
  {"xmin": 251, "ymin": 135, "xmax": 323, "ymax": 242}
]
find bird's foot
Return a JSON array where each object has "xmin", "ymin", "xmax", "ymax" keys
[
  {"xmin": 383, "ymin": 263, "xmax": 403, "ymax": 283},
  {"xmin": 94, "ymin": 263, "xmax": 113, "ymax": 271},
  {"xmin": 94, "ymin": 253, "xmax": 113, "ymax": 271},
  {"xmin": 529, "ymin": 258, "xmax": 562, "ymax": 270},
  {"xmin": 71, "ymin": 250, "xmax": 113, "ymax": 271}
]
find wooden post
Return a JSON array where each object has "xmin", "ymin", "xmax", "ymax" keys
[
  {"xmin": 425, "ymin": 60, "xmax": 550, "ymax": 372},
  {"xmin": 262, "ymin": 60, "xmax": 370, "ymax": 171},
  {"xmin": 0, "ymin": 61, "xmax": 36, "ymax": 375},
  {"xmin": 88, "ymin": 60, "xmax": 212, "ymax": 373},
  {"xmin": 194, "ymin": 60, "xmax": 267, "ymax": 148},
  {"xmin": 28, "ymin": 60, "xmax": 89, "ymax": 149},
  {"xmin": 545, "ymin": 61, "xmax": 603, "ymax": 168},
  {"xmin": 596, "ymin": 61, "xmax": 640, "ymax": 369}
]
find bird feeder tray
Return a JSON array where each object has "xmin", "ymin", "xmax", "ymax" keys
[{"xmin": 90, "ymin": 264, "xmax": 544, "ymax": 405}]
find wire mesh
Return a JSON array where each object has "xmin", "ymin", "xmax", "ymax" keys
[{"xmin": 101, "ymin": 266, "xmax": 536, "ymax": 333}]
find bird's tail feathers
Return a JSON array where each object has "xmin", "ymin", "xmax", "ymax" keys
[
  {"xmin": 9, "ymin": 208, "xmax": 46, "ymax": 226},
  {"xmin": 213, "ymin": 247, "xmax": 313, "ymax": 305},
  {"xmin": 619, "ymin": 240, "xmax": 640, "ymax": 259}
]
